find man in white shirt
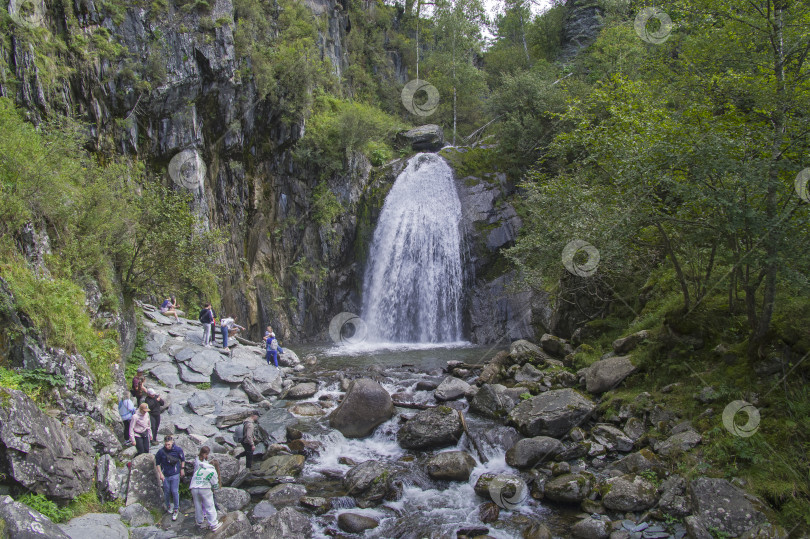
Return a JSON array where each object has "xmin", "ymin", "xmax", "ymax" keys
[{"xmin": 219, "ymin": 316, "xmax": 245, "ymax": 348}]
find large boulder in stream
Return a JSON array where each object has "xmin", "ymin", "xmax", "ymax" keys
[
  {"xmin": 508, "ymin": 388, "xmax": 595, "ymax": 438},
  {"xmin": 397, "ymin": 406, "xmax": 463, "ymax": 450},
  {"xmin": 426, "ymin": 451, "xmax": 477, "ymax": 481},
  {"xmin": 343, "ymin": 460, "xmax": 393, "ymax": 507},
  {"xmin": 329, "ymin": 378, "xmax": 394, "ymax": 438},
  {"xmin": 0, "ymin": 388, "xmax": 95, "ymax": 501}
]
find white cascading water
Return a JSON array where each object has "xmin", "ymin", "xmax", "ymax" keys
[{"xmin": 361, "ymin": 152, "xmax": 464, "ymax": 343}]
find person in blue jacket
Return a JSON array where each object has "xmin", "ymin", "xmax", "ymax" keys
[
  {"xmin": 154, "ymin": 435, "xmax": 186, "ymax": 521},
  {"xmin": 263, "ymin": 326, "xmax": 283, "ymax": 367},
  {"xmin": 117, "ymin": 390, "xmax": 136, "ymax": 445}
]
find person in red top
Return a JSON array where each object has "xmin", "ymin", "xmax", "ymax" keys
[{"xmin": 131, "ymin": 368, "xmax": 146, "ymax": 405}]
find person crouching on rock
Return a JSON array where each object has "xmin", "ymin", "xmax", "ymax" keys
[
  {"xmin": 219, "ymin": 316, "xmax": 245, "ymax": 349},
  {"xmin": 130, "ymin": 403, "xmax": 152, "ymax": 455},
  {"xmin": 190, "ymin": 446, "xmax": 222, "ymax": 532}
]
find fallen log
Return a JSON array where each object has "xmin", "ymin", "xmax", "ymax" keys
[
  {"xmin": 458, "ymin": 409, "xmax": 489, "ymax": 464},
  {"xmin": 391, "ymin": 399, "xmax": 435, "ymax": 410}
]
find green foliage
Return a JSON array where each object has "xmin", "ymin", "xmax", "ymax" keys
[
  {"xmin": 311, "ymin": 182, "xmax": 344, "ymax": 227},
  {"xmin": 17, "ymin": 493, "xmax": 73, "ymax": 523},
  {"xmin": 124, "ymin": 330, "xmax": 147, "ymax": 383},
  {"xmin": 233, "ymin": 0, "xmax": 333, "ymax": 122},
  {"xmin": 296, "ymin": 95, "xmax": 407, "ymax": 178},
  {"xmin": 196, "ymin": 382, "xmax": 211, "ymax": 390}
]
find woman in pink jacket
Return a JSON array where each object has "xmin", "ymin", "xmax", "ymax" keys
[{"xmin": 129, "ymin": 402, "xmax": 153, "ymax": 455}]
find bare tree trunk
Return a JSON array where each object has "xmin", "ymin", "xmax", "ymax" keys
[{"xmin": 656, "ymin": 222, "xmax": 690, "ymax": 311}]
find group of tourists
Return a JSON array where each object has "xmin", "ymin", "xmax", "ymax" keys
[
  {"xmin": 120, "ymin": 371, "xmax": 167, "ymax": 454},
  {"xmin": 198, "ymin": 303, "xmax": 247, "ymax": 349}
]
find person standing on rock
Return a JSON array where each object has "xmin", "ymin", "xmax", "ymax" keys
[
  {"xmin": 131, "ymin": 368, "xmax": 147, "ymax": 405},
  {"xmin": 200, "ymin": 303, "xmax": 214, "ymax": 347},
  {"xmin": 219, "ymin": 316, "xmax": 245, "ymax": 349},
  {"xmin": 130, "ymin": 402, "xmax": 153, "ymax": 455},
  {"xmin": 190, "ymin": 446, "xmax": 222, "ymax": 532},
  {"xmin": 117, "ymin": 390, "xmax": 136, "ymax": 445},
  {"xmin": 264, "ymin": 328, "xmax": 281, "ymax": 367},
  {"xmin": 144, "ymin": 388, "xmax": 166, "ymax": 441},
  {"xmin": 238, "ymin": 412, "xmax": 260, "ymax": 469},
  {"xmin": 155, "ymin": 435, "xmax": 185, "ymax": 521}
]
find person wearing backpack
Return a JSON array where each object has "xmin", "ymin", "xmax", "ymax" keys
[
  {"xmin": 117, "ymin": 390, "xmax": 136, "ymax": 445},
  {"xmin": 199, "ymin": 304, "xmax": 214, "ymax": 346},
  {"xmin": 235, "ymin": 412, "xmax": 260, "ymax": 469},
  {"xmin": 264, "ymin": 329, "xmax": 281, "ymax": 367},
  {"xmin": 154, "ymin": 435, "xmax": 185, "ymax": 521},
  {"xmin": 190, "ymin": 446, "xmax": 222, "ymax": 532}
]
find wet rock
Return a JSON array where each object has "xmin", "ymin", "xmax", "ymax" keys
[
  {"xmin": 591, "ymin": 424, "xmax": 634, "ymax": 452},
  {"xmin": 258, "ymin": 454, "xmax": 305, "ymax": 476},
  {"xmin": 264, "ymin": 483, "xmax": 307, "ymax": 507},
  {"xmin": 257, "ymin": 408, "xmax": 297, "ymax": 444},
  {"xmin": 299, "ymin": 496, "xmax": 330, "ymax": 513},
  {"xmin": 623, "ymin": 417, "xmax": 645, "ymax": 441},
  {"xmin": 255, "ymin": 506, "xmax": 312, "ymax": 538},
  {"xmin": 344, "ymin": 460, "xmax": 391, "ymax": 506},
  {"xmin": 612, "ymin": 331, "xmax": 649, "ymax": 354},
  {"xmin": 434, "ymin": 376, "xmax": 473, "ymax": 401},
  {"xmin": 126, "ymin": 453, "xmax": 164, "ymax": 511},
  {"xmin": 505, "ymin": 436, "xmax": 564, "ymax": 468},
  {"xmin": 0, "ymin": 494, "xmax": 71, "ymax": 538},
  {"xmin": 96, "ymin": 454, "xmax": 123, "ymax": 503},
  {"xmin": 249, "ymin": 500, "xmax": 277, "ymax": 521},
  {"xmin": 290, "ymin": 402, "xmax": 325, "ymax": 416},
  {"xmin": 329, "ymin": 378, "xmax": 395, "ymax": 438},
  {"xmin": 426, "ymin": 450, "xmax": 477, "ymax": 481},
  {"xmin": 416, "ymin": 380, "xmax": 439, "ymax": 391},
  {"xmin": 524, "ymin": 522, "xmax": 553, "ymax": 539},
  {"xmin": 544, "ymin": 472, "xmax": 594, "ymax": 503},
  {"xmin": 337, "ymin": 512, "xmax": 379, "ymax": 533},
  {"xmin": 601, "ymin": 474, "xmax": 657, "ymax": 511},
  {"xmin": 469, "ymin": 383, "xmax": 518, "ymax": 419},
  {"xmin": 508, "ymin": 388, "xmax": 595, "ymax": 438},
  {"xmin": 540, "ymin": 334, "xmax": 573, "ymax": 358},
  {"xmin": 481, "ymin": 425, "xmax": 522, "ymax": 451},
  {"xmin": 214, "ymin": 487, "xmax": 251, "ymax": 512},
  {"xmin": 397, "ymin": 406, "xmax": 463, "ymax": 449},
  {"xmin": 583, "ymin": 356, "xmax": 636, "ymax": 394},
  {"xmin": 0, "ymin": 388, "xmax": 95, "ymax": 500},
  {"xmin": 655, "ymin": 429, "xmax": 702, "ymax": 456},
  {"xmin": 188, "ymin": 391, "xmax": 216, "ymax": 415},
  {"xmin": 571, "ymin": 516, "xmax": 609, "ymax": 539},
  {"xmin": 59, "ymin": 513, "xmax": 128, "ymax": 539},
  {"xmin": 215, "ymin": 362, "xmax": 252, "ymax": 383},
  {"xmin": 397, "ymin": 124, "xmax": 444, "ymax": 151},
  {"xmin": 473, "ymin": 473, "xmax": 527, "ymax": 505},
  {"xmin": 118, "ymin": 503, "xmax": 154, "ymax": 527},
  {"xmin": 689, "ymin": 477, "xmax": 766, "ymax": 536},
  {"xmin": 285, "ymin": 382, "xmax": 317, "ymax": 399},
  {"xmin": 478, "ymin": 501, "xmax": 500, "ymax": 523},
  {"xmin": 286, "ymin": 439, "xmax": 323, "ymax": 458}
]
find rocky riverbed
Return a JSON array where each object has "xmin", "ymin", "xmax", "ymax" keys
[{"xmin": 0, "ymin": 307, "xmax": 788, "ymax": 538}]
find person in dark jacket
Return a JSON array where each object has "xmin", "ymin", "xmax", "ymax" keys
[
  {"xmin": 144, "ymin": 388, "xmax": 166, "ymax": 441},
  {"xmin": 237, "ymin": 412, "xmax": 260, "ymax": 469},
  {"xmin": 131, "ymin": 368, "xmax": 146, "ymax": 404},
  {"xmin": 155, "ymin": 435, "xmax": 185, "ymax": 521},
  {"xmin": 200, "ymin": 304, "xmax": 214, "ymax": 346}
]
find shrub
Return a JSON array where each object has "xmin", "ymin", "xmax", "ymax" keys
[{"xmin": 17, "ymin": 493, "xmax": 73, "ymax": 523}]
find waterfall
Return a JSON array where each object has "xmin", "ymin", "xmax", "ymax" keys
[{"xmin": 361, "ymin": 153, "xmax": 464, "ymax": 343}]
